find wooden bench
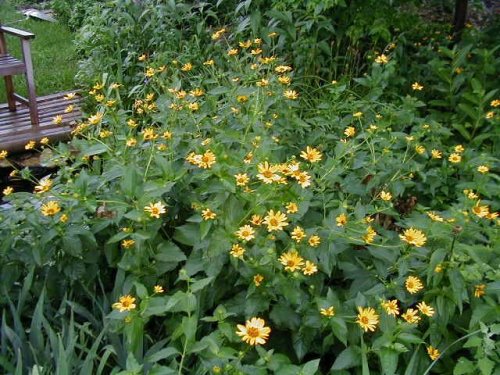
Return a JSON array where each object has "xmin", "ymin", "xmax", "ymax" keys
[{"xmin": 0, "ymin": 25, "xmax": 39, "ymax": 126}]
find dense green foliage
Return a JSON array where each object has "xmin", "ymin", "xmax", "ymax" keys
[{"xmin": 1, "ymin": 1, "xmax": 499, "ymax": 374}]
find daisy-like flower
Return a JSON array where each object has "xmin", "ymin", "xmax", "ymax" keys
[
  {"xmin": 363, "ymin": 226, "xmax": 377, "ymax": 244},
  {"xmin": 302, "ymin": 261, "xmax": 318, "ymax": 275},
  {"xmin": 412, "ymin": 82, "xmax": 424, "ymax": 91},
  {"xmin": 25, "ymin": 140, "xmax": 36, "ymax": 150},
  {"xmin": 427, "ymin": 212, "xmax": 444, "ymax": 222},
  {"xmin": 286, "ymin": 202, "xmax": 298, "ymax": 214},
  {"xmin": 121, "ymin": 239, "xmax": 135, "ymax": 249},
  {"xmin": 454, "ymin": 145, "xmax": 465, "ymax": 153},
  {"xmin": 344, "ymin": 126, "xmax": 356, "ymax": 137},
  {"xmin": 291, "ymin": 226, "xmax": 306, "ymax": 243},
  {"xmin": 375, "ymin": 54, "xmax": 389, "ymax": 64},
  {"xmin": 53, "ymin": 115, "xmax": 63, "ymax": 125},
  {"xmin": 427, "ymin": 346, "xmax": 440, "ymax": 361},
  {"xmin": 295, "ymin": 171, "xmax": 311, "ymax": 188},
  {"xmin": 144, "ymin": 201, "xmax": 167, "ymax": 219},
  {"xmin": 154, "ymin": 285, "xmax": 164, "ymax": 294},
  {"xmin": 230, "ymin": 244, "xmax": 245, "ymax": 258},
  {"xmin": 283, "ymin": 90, "xmax": 299, "ymax": 100},
  {"xmin": 448, "ymin": 153, "xmax": 461, "ymax": 163},
  {"xmin": 64, "ymin": 92, "xmax": 76, "ymax": 100},
  {"xmin": 279, "ymin": 250, "xmax": 304, "ymax": 272},
  {"xmin": 416, "ymin": 301, "xmax": 435, "ymax": 317},
  {"xmin": 415, "ymin": 145, "xmax": 426, "ymax": 154},
  {"xmin": 263, "ymin": 210, "xmax": 288, "ymax": 232},
  {"xmin": 278, "ymin": 76, "xmax": 291, "ymax": 85},
  {"xmin": 380, "ymin": 191, "xmax": 392, "ymax": 201},
  {"xmin": 275, "ymin": 65, "xmax": 292, "ymax": 73},
  {"xmin": 126, "ymin": 138, "xmax": 137, "ymax": 147},
  {"xmin": 405, "ymin": 276, "xmax": 424, "ymax": 294},
  {"xmin": 236, "ymin": 317, "xmax": 271, "ymax": 346},
  {"xmin": 34, "ymin": 178, "xmax": 53, "ymax": 194},
  {"xmin": 300, "ymin": 146, "xmax": 322, "ymax": 163},
  {"xmin": 401, "ymin": 308, "xmax": 421, "ymax": 324},
  {"xmin": 0, "ymin": 150, "xmax": 8, "ymax": 160},
  {"xmin": 181, "ymin": 62, "xmax": 193, "ymax": 71},
  {"xmin": 472, "ymin": 202, "xmax": 490, "ymax": 218},
  {"xmin": 41, "ymin": 201, "xmax": 61, "ymax": 216},
  {"xmin": 253, "ymin": 274, "xmax": 264, "ymax": 286},
  {"xmin": 199, "ymin": 150, "xmax": 217, "ymax": 169},
  {"xmin": 256, "ymin": 161, "xmax": 280, "ymax": 184},
  {"xmin": 250, "ymin": 215, "xmax": 263, "ymax": 226},
  {"xmin": 477, "ymin": 165, "xmax": 489, "ymax": 174},
  {"xmin": 227, "ymin": 48, "xmax": 239, "ymax": 56},
  {"xmin": 320, "ymin": 306, "xmax": 335, "ymax": 317},
  {"xmin": 486, "ymin": 111, "xmax": 494, "ymax": 119},
  {"xmin": 399, "ymin": 228, "xmax": 427, "ymax": 247},
  {"xmin": 142, "ymin": 128, "xmax": 157, "ymax": 141},
  {"xmin": 234, "ymin": 173, "xmax": 249, "ymax": 186},
  {"xmin": 3, "ymin": 186, "xmax": 14, "ymax": 196},
  {"xmin": 491, "ymin": 99, "xmax": 500, "ymax": 107},
  {"xmin": 336, "ymin": 213, "xmax": 348, "ymax": 227},
  {"xmin": 88, "ymin": 112, "xmax": 104, "ymax": 125},
  {"xmin": 431, "ymin": 149, "xmax": 442, "ymax": 159},
  {"xmin": 356, "ymin": 307, "xmax": 379, "ymax": 332},
  {"xmin": 474, "ymin": 284, "xmax": 486, "ymax": 298},
  {"xmin": 381, "ymin": 300, "xmax": 400, "ymax": 316},
  {"xmin": 112, "ymin": 295, "xmax": 137, "ymax": 312},
  {"xmin": 201, "ymin": 208, "xmax": 217, "ymax": 220},
  {"xmin": 308, "ymin": 235, "xmax": 321, "ymax": 247},
  {"xmin": 235, "ymin": 225, "xmax": 255, "ymax": 241},
  {"xmin": 40, "ymin": 137, "xmax": 49, "ymax": 145}
]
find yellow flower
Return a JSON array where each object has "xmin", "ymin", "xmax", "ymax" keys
[
  {"xmin": 121, "ymin": 239, "xmax": 135, "ymax": 249},
  {"xmin": 415, "ymin": 145, "xmax": 426, "ymax": 154},
  {"xmin": 236, "ymin": 317, "xmax": 271, "ymax": 346},
  {"xmin": 363, "ymin": 226, "xmax": 377, "ymax": 244},
  {"xmin": 112, "ymin": 295, "xmax": 137, "ymax": 312},
  {"xmin": 3, "ymin": 186, "xmax": 14, "ymax": 196},
  {"xmin": 0, "ymin": 150, "xmax": 8, "ymax": 160},
  {"xmin": 34, "ymin": 178, "xmax": 53, "ymax": 194},
  {"xmin": 402, "ymin": 308, "xmax": 421, "ymax": 324},
  {"xmin": 188, "ymin": 102, "xmax": 199, "ymax": 112},
  {"xmin": 41, "ymin": 201, "xmax": 61, "ymax": 216},
  {"xmin": 291, "ymin": 226, "xmax": 306, "ymax": 243},
  {"xmin": 263, "ymin": 210, "xmax": 288, "ymax": 232},
  {"xmin": 40, "ymin": 137, "xmax": 49, "ymax": 145},
  {"xmin": 25, "ymin": 140, "xmax": 36, "ymax": 150},
  {"xmin": 227, "ymin": 48, "xmax": 239, "ymax": 56},
  {"xmin": 64, "ymin": 92, "xmax": 76, "ymax": 100},
  {"xmin": 237, "ymin": 95, "xmax": 249, "ymax": 103},
  {"xmin": 412, "ymin": 82, "xmax": 424, "ymax": 91},
  {"xmin": 126, "ymin": 138, "xmax": 137, "ymax": 147},
  {"xmin": 302, "ymin": 261, "xmax": 318, "ymax": 275},
  {"xmin": 454, "ymin": 144, "xmax": 465, "ymax": 153},
  {"xmin": 381, "ymin": 300, "xmax": 399, "ymax": 316},
  {"xmin": 203, "ymin": 59, "xmax": 214, "ymax": 66},
  {"xmin": 380, "ymin": 191, "xmax": 392, "ymax": 201},
  {"xmin": 405, "ymin": 276, "xmax": 424, "ymax": 294},
  {"xmin": 201, "ymin": 208, "xmax": 217, "ymax": 220},
  {"xmin": 375, "ymin": 54, "xmax": 389, "ymax": 64},
  {"xmin": 356, "ymin": 307, "xmax": 379, "ymax": 332},
  {"xmin": 235, "ymin": 225, "xmax": 255, "ymax": 241},
  {"xmin": 239, "ymin": 40, "xmax": 251, "ymax": 48},
  {"xmin": 256, "ymin": 162, "xmax": 280, "ymax": 184},
  {"xmin": 295, "ymin": 171, "xmax": 311, "ymax": 188},
  {"xmin": 308, "ymin": 235, "xmax": 321, "ymax": 247},
  {"xmin": 138, "ymin": 54, "xmax": 147, "ymax": 61},
  {"xmin": 250, "ymin": 48, "xmax": 262, "ymax": 55},
  {"xmin": 477, "ymin": 165, "xmax": 489, "ymax": 174},
  {"xmin": 427, "ymin": 346, "xmax": 440, "ymax": 361},
  {"xmin": 256, "ymin": 78, "xmax": 269, "ymax": 87},
  {"xmin": 320, "ymin": 306, "xmax": 335, "ymax": 317},
  {"xmin": 434, "ymin": 264, "xmax": 443, "ymax": 273},
  {"xmin": 234, "ymin": 173, "xmax": 249, "ymax": 186},
  {"xmin": 278, "ymin": 76, "xmax": 291, "ymax": 85},
  {"xmin": 154, "ymin": 285, "xmax": 164, "ymax": 294},
  {"xmin": 230, "ymin": 244, "xmax": 246, "ymax": 258},
  {"xmin": 431, "ymin": 149, "xmax": 442, "ymax": 159},
  {"xmin": 490, "ymin": 99, "xmax": 500, "ymax": 107},
  {"xmin": 336, "ymin": 213, "xmax": 348, "ymax": 227},
  {"xmin": 145, "ymin": 67, "xmax": 155, "ymax": 77},
  {"xmin": 250, "ymin": 215, "xmax": 263, "ymax": 226},
  {"xmin": 144, "ymin": 201, "xmax": 167, "ymax": 219},
  {"xmin": 279, "ymin": 250, "xmax": 304, "ymax": 272},
  {"xmin": 253, "ymin": 274, "xmax": 264, "ymax": 286},
  {"xmin": 448, "ymin": 153, "xmax": 461, "ymax": 163},
  {"xmin": 198, "ymin": 150, "xmax": 217, "ymax": 169},
  {"xmin": 286, "ymin": 202, "xmax": 299, "ymax": 214},
  {"xmin": 59, "ymin": 213, "xmax": 69, "ymax": 223},
  {"xmin": 344, "ymin": 126, "xmax": 356, "ymax": 137},
  {"xmin": 416, "ymin": 301, "xmax": 435, "ymax": 317},
  {"xmin": 53, "ymin": 115, "xmax": 63, "ymax": 125},
  {"xmin": 181, "ymin": 62, "xmax": 193, "ymax": 72},
  {"xmin": 275, "ymin": 65, "xmax": 292, "ymax": 73},
  {"xmin": 300, "ymin": 146, "xmax": 322, "ymax": 163},
  {"xmin": 399, "ymin": 228, "xmax": 427, "ymax": 247},
  {"xmin": 472, "ymin": 202, "xmax": 490, "ymax": 218},
  {"xmin": 427, "ymin": 212, "xmax": 444, "ymax": 222},
  {"xmin": 88, "ymin": 112, "xmax": 104, "ymax": 125},
  {"xmin": 283, "ymin": 90, "xmax": 299, "ymax": 100},
  {"xmin": 474, "ymin": 284, "xmax": 486, "ymax": 298},
  {"xmin": 353, "ymin": 111, "xmax": 363, "ymax": 118},
  {"xmin": 486, "ymin": 111, "xmax": 494, "ymax": 119}
]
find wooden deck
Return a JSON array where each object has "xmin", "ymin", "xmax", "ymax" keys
[{"xmin": 0, "ymin": 91, "xmax": 82, "ymax": 152}]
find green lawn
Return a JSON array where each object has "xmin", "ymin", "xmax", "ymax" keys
[{"xmin": 0, "ymin": 0, "xmax": 77, "ymax": 103}]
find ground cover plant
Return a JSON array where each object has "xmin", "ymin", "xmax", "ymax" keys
[
  {"xmin": 0, "ymin": 0, "xmax": 77, "ymax": 103},
  {"xmin": 0, "ymin": 0, "xmax": 499, "ymax": 374}
]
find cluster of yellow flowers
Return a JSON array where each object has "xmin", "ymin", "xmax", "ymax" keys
[{"xmin": 186, "ymin": 150, "xmax": 217, "ymax": 169}]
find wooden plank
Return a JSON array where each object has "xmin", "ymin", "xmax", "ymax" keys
[
  {"xmin": 0, "ymin": 26, "xmax": 35, "ymax": 40},
  {"xmin": 0, "ymin": 90, "xmax": 80, "ymax": 110},
  {"xmin": 0, "ymin": 96, "xmax": 81, "ymax": 118}
]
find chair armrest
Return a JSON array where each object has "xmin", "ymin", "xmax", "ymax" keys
[{"xmin": 0, "ymin": 26, "xmax": 35, "ymax": 40}]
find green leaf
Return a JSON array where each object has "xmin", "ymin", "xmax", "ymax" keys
[
  {"xmin": 454, "ymin": 357, "xmax": 476, "ymax": 375},
  {"xmin": 330, "ymin": 317, "xmax": 347, "ymax": 346},
  {"xmin": 173, "ymin": 223, "xmax": 200, "ymax": 246},
  {"xmin": 478, "ymin": 358, "xmax": 494, "ymax": 375},
  {"xmin": 191, "ymin": 277, "xmax": 215, "ymax": 293},
  {"xmin": 379, "ymin": 348, "xmax": 398, "ymax": 375},
  {"xmin": 300, "ymin": 359, "xmax": 320, "ymax": 375},
  {"xmin": 331, "ymin": 346, "xmax": 360, "ymax": 370},
  {"xmin": 155, "ymin": 242, "xmax": 186, "ymax": 263},
  {"xmin": 145, "ymin": 347, "xmax": 179, "ymax": 364}
]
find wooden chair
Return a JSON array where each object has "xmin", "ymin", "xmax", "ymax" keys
[{"xmin": 0, "ymin": 24, "xmax": 39, "ymax": 125}]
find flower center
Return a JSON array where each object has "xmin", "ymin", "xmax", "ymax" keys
[
  {"xmin": 247, "ymin": 327, "xmax": 260, "ymax": 338},
  {"xmin": 270, "ymin": 218, "xmax": 279, "ymax": 226},
  {"xmin": 360, "ymin": 316, "xmax": 369, "ymax": 324}
]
